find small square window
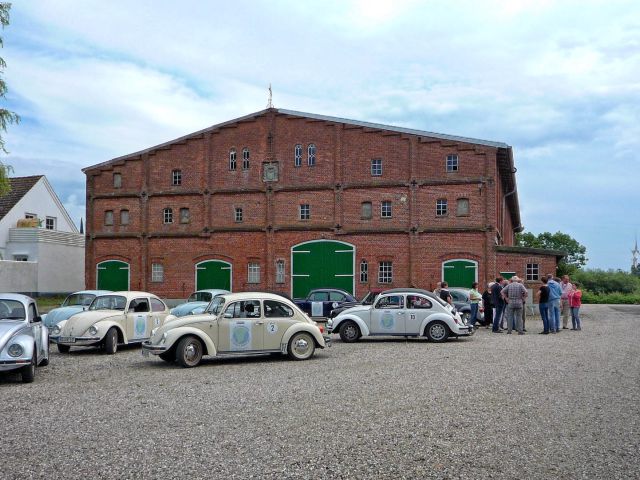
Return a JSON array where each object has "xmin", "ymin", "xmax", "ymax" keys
[
  {"xmin": 163, "ymin": 208, "xmax": 173, "ymax": 224},
  {"xmin": 104, "ymin": 210, "xmax": 114, "ymax": 226},
  {"xmin": 120, "ymin": 210, "xmax": 130, "ymax": 225},
  {"xmin": 371, "ymin": 159, "xmax": 382, "ymax": 176},
  {"xmin": 446, "ymin": 154, "xmax": 459, "ymax": 172},
  {"xmin": 113, "ymin": 173, "xmax": 122, "ymax": 188},
  {"xmin": 361, "ymin": 202, "xmax": 372, "ymax": 220},
  {"xmin": 276, "ymin": 260, "xmax": 285, "ymax": 284},
  {"xmin": 235, "ymin": 207, "xmax": 243, "ymax": 222},
  {"xmin": 151, "ymin": 264, "xmax": 164, "ymax": 283},
  {"xmin": 436, "ymin": 199, "xmax": 448, "ymax": 216},
  {"xmin": 242, "ymin": 148, "xmax": 250, "ymax": 170},
  {"xmin": 378, "ymin": 261, "xmax": 393, "ymax": 284},
  {"xmin": 360, "ymin": 260, "xmax": 368, "ymax": 283},
  {"xmin": 294, "ymin": 144, "xmax": 302, "ymax": 167},
  {"xmin": 45, "ymin": 217, "xmax": 56, "ymax": 230},
  {"xmin": 180, "ymin": 208, "xmax": 190, "ymax": 224},
  {"xmin": 172, "ymin": 169, "xmax": 182, "ymax": 186},
  {"xmin": 299, "ymin": 204, "xmax": 310, "ymax": 220},
  {"xmin": 526, "ymin": 263, "xmax": 539, "ymax": 281},
  {"xmin": 248, "ymin": 263, "xmax": 260, "ymax": 283},
  {"xmin": 381, "ymin": 201, "xmax": 392, "ymax": 218},
  {"xmin": 456, "ymin": 198, "xmax": 469, "ymax": 216}
]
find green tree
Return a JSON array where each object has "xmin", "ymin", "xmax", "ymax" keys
[
  {"xmin": 0, "ymin": 2, "xmax": 19, "ymax": 196},
  {"xmin": 516, "ymin": 231, "xmax": 588, "ymax": 276}
]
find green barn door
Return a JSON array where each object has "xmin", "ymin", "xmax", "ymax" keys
[
  {"xmin": 291, "ymin": 240, "xmax": 354, "ymax": 298},
  {"xmin": 196, "ymin": 261, "xmax": 232, "ymax": 291},
  {"xmin": 97, "ymin": 261, "xmax": 130, "ymax": 291},
  {"xmin": 443, "ymin": 260, "xmax": 477, "ymax": 288}
]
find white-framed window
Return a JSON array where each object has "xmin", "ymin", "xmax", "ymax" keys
[
  {"xmin": 104, "ymin": 210, "xmax": 114, "ymax": 226},
  {"xmin": 446, "ymin": 154, "xmax": 459, "ymax": 172},
  {"xmin": 163, "ymin": 208, "xmax": 173, "ymax": 224},
  {"xmin": 242, "ymin": 147, "xmax": 250, "ymax": 170},
  {"xmin": 526, "ymin": 263, "xmax": 539, "ymax": 281},
  {"xmin": 361, "ymin": 202, "xmax": 372, "ymax": 220},
  {"xmin": 25, "ymin": 213, "xmax": 36, "ymax": 219},
  {"xmin": 235, "ymin": 207, "xmax": 243, "ymax": 222},
  {"xmin": 229, "ymin": 148, "xmax": 237, "ymax": 170},
  {"xmin": 307, "ymin": 143, "xmax": 316, "ymax": 166},
  {"xmin": 371, "ymin": 158, "xmax": 382, "ymax": 176},
  {"xmin": 381, "ymin": 201, "xmax": 392, "ymax": 218},
  {"xmin": 120, "ymin": 210, "xmax": 130, "ymax": 225},
  {"xmin": 45, "ymin": 217, "xmax": 56, "ymax": 230},
  {"xmin": 180, "ymin": 208, "xmax": 190, "ymax": 224},
  {"xmin": 360, "ymin": 260, "xmax": 368, "ymax": 283},
  {"xmin": 294, "ymin": 144, "xmax": 302, "ymax": 167},
  {"xmin": 456, "ymin": 198, "xmax": 469, "ymax": 216},
  {"xmin": 299, "ymin": 204, "xmax": 310, "ymax": 220},
  {"xmin": 14, "ymin": 255, "xmax": 28, "ymax": 261},
  {"xmin": 378, "ymin": 261, "xmax": 393, "ymax": 284},
  {"xmin": 151, "ymin": 264, "xmax": 164, "ymax": 282},
  {"xmin": 436, "ymin": 199, "xmax": 448, "ymax": 216},
  {"xmin": 248, "ymin": 263, "xmax": 260, "ymax": 283},
  {"xmin": 172, "ymin": 169, "xmax": 182, "ymax": 186},
  {"xmin": 113, "ymin": 173, "xmax": 122, "ymax": 188},
  {"xmin": 275, "ymin": 260, "xmax": 285, "ymax": 284}
]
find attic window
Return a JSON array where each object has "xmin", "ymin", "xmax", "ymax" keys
[{"xmin": 45, "ymin": 217, "xmax": 56, "ymax": 230}]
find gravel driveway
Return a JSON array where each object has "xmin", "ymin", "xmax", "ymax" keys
[{"xmin": 2, "ymin": 304, "xmax": 638, "ymax": 479}]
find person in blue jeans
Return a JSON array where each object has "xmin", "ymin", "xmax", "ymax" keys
[
  {"xmin": 469, "ymin": 282, "xmax": 482, "ymax": 328},
  {"xmin": 546, "ymin": 275, "xmax": 562, "ymax": 333},
  {"xmin": 491, "ymin": 276, "xmax": 504, "ymax": 332},
  {"xmin": 537, "ymin": 277, "xmax": 550, "ymax": 334}
]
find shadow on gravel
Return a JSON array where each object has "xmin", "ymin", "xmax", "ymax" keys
[
  {"xmin": 333, "ymin": 336, "xmax": 471, "ymax": 344},
  {"xmin": 52, "ymin": 342, "xmax": 142, "ymax": 356},
  {"xmin": 609, "ymin": 305, "xmax": 640, "ymax": 314},
  {"xmin": 139, "ymin": 351, "xmax": 329, "ymax": 370}
]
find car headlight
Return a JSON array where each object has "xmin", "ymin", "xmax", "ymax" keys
[
  {"xmin": 151, "ymin": 327, "xmax": 159, "ymax": 337},
  {"xmin": 8, "ymin": 343, "xmax": 24, "ymax": 357},
  {"xmin": 51, "ymin": 325, "xmax": 61, "ymax": 335},
  {"xmin": 161, "ymin": 332, "xmax": 168, "ymax": 343},
  {"xmin": 88, "ymin": 325, "xmax": 98, "ymax": 336}
]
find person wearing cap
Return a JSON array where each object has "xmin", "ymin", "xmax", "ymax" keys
[{"xmin": 501, "ymin": 276, "xmax": 528, "ymax": 334}]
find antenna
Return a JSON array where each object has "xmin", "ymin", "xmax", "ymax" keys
[{"xmin": 267, "ymin": 83, "xmax": 273, "ymax": 109}]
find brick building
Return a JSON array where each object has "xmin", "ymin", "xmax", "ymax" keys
[{"xmin": 83, "ymin": 108, "xmax": 562, "ymax": 300}]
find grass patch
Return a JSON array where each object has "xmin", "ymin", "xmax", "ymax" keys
[{"xmin": 37, "ymin": 296, "xmax": 67, "ymax": 313}]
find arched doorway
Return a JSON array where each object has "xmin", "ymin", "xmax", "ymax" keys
[
  {"xmin": 96, "ymin": 260, "xmax": 130, "ymax": 291},
  {"xmin": 291, "ymin": 240, "xmax": 354, "ymax": 298},
  {"xmin": 195, "ymin": 260, "xmax": 232, "ymax": 291}
]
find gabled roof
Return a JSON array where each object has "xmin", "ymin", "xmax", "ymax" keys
[{"xmin": 0, "ymin": 175, "xmax": 43, "ymax": 221}]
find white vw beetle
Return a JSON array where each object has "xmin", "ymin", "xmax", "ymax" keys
[
  {"xmin": 142, "ymin": 292, "xmax": 329, "ymax": 367},
  {"xmin": 327, "ymin": 288, "xmax": 473, "ymax": 343},
  {"xmin": 50, "ymin": 291, "xmax": 171, "ymax": 354},
  {"xmin": 0, "ymin": 293, "xmax": 49, "ymax": 383}
]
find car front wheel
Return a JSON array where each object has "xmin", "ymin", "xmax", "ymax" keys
[
  {"xmin": 22, "ymin": 354, "xmax": 36, "ymax": 383},
  {"xmin": 339, "ymin": 320, "xmax": 360, "ymax": 343},
  {"xmin": 288, "ymin": 332, "xmax": 315, "ymax": 360},
  {"xmin": 176, "ymin": 336, "xmax": 203, "ymax": 368},
  {"xmin": 426, "ymin": 321, "xmax": 450, "ymax": 342},
  {"xmin": 104, "ymin": 327, "xmax": 118, "ymax": 354}
]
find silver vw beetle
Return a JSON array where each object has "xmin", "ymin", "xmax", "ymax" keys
[{"xmin": 0, "ymin": 293, "xmax": 50, "ymax": 383}]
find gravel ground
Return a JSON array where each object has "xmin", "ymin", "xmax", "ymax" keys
[{"xmin": 1, "ymin": 304, "xmax": 638, "ymax": 479}]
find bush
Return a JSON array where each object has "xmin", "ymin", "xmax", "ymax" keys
[
  {"xmin": 572, "ymin": 269, "xmax": 640, "ymax": 295},
  {"xmin": 581, "ymin": 291, "xmax": 640, "ymax": 304}
]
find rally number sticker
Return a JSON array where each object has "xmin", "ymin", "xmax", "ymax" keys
[{"xmin": 267, "ymin": 322, "xmax": 278, "ymax": 334}]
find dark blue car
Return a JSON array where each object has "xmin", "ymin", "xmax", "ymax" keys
[{"xmin": 294, "ymin": 288, "xmax": 357, "ymax": 319}]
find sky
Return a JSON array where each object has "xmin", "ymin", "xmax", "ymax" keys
[{"xmin": 2, "ymin": 0, "xmax": 638, "ymax": 270}]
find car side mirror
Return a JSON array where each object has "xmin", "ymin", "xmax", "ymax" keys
[{"xmin": 33, "ymin": 316, "xmax": 42, "ymax": 323}]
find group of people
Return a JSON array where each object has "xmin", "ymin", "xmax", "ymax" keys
[{"xmin": 436, "ymin": 275, "xmax": 583, "ymax": 335}]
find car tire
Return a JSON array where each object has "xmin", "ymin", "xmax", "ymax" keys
[
  {"xmin": 104, "ymin": 327, "xmax": 118, "ymax": 355},
  {"xmin": 176, "ymin": 336, "xmax": 203, "ymax": 368},
  {"xmin": 21, "ymin": 354, "xmax": 36, "ymax": 383},
  {"xmin": 57, "ymin": 344, "xmax": 71, "ymax": 354},
  {"xmin": 339, "ymin": 321, "xmax": 360, "ymax": 343},
  {"xmin": 159, "ymin": 351, "xmax": 175, "ymax": 363},
  {"xmin": 40, "ymin": 357, "xmax": 49, "ymax": 367},
  {"xmin": 425, "ymin": 321, "xmax": 450, "ymax": 342},
  {"xmin": 287, "ymin": 332, "xmax": 315, "ymax": 360}
]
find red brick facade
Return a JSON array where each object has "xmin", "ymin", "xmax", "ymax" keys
[{"xmin": 83, "ymin": 108, "xmax": 560, "ymax": 299}]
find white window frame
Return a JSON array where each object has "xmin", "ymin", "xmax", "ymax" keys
[
  {"xmin": 446, "ymin": 154, "xmax": 459, "ymax": 172},
  {"xmin": 275, "ymin": 260, "xmax": 285, "ymax": 284},
  {"xmin": 248, "ymin": 263, "xmax": 260, "ymax": 284},
  {"xmin": 235, "ymin": 207, "xmax": 243, "ymax": 222},
  {"xmin": 371, "ymin": 158, "xmax": 382, "ymax": 176},
  {"xmin": 378, "ymin": 261, "xmax": 393, "ymax": 284},
  {"xmin": 294, "ymin": 144, "xmax": 302, "ymax": 167},
  {"xmin": 229, "ymin": 148, "xmax": 237, "ymax": 170},
  {"xmin": 381, "ymin": 201, "xmax": 392, "ymax": 218},
  {"xmin": 25, "ymin": 213, "xmax": 36, "ymax": 219},
  {"xmin": 299, "ymin": 204, "xmax": 310, "ymax": 220},
  {"xmin": 436, "ymin": 199, "xmax": 448, "ymax": 216},
  {"xmin": 360, "ymin": 260, "xmax": 368, "ymax": 283},
  {"xmin": 242, "ymin": 147, "xmax": 250, "ymax": 170},
  {"xmin": 526, "ymin": 263, "xmax": 540, "ymax": 281},
  {"xmin": 172, "ymin": 169, "xmax": 182, "ymax": 186},
  {"xmin": 151, "ymin": 263, "xmax": 164, "ymax": 282},
  {"xmin": 163, "ymin": 208, "xmax": 173, "ymax": 224},
  {"xmin": 45, "ymin": 217, "xmax": 56, "ymax": 230},
  {"xmin": 307, "ymin": 144, "xmax": 316, "ymax": 166}
]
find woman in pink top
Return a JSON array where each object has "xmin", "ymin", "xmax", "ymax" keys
[{"xmin": 569, "ymin": 282, "xmax": 582, "ymax": 330}]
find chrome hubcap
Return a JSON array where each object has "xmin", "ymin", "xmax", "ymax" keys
[
  {"xmin": 345, "ymin": 325, "xmax": 356, "ymax": 339},
  {"xmin": 185, "ymin": 343, "xmax": 199, "ymax": 362},
  {"xmin": 431, "ymin": 324, "xmax": 446, "ymax": 340}
]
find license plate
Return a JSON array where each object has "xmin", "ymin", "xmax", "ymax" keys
[{"xmin": 59, "ymin": 336, "xmax": 76, "ymax": 343}]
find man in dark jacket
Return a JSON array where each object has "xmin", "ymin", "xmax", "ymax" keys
[{"xmin": 491, "ymin": 276, "xmax": 505, "ymax": 332}]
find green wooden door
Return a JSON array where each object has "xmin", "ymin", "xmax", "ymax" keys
[
  {"xmin": 291, "ymin": 241, "xmax": 354, "ymax": 298},
  {"xmin": 196, "ymin": 261, "xmax": 232, "ymax": 291},
  {"xmin": 443, "ymin": 260, "xmax": 477, "ymax": 288},
  {"xmin": 97, "ymin": 261, "xmax": 130, "ymax": 291}
]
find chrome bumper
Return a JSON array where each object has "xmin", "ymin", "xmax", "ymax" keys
[
  {"xmin": 455, "ymin": 325, "xmax": 474, "ymax": 336},
  {"xmin": 0, "ymin": 360, "xmax": 31, "ymax": 372},
  {"xmin": 323, "ymin": 335, "xmax": 332, "ymax": 347},
  {"xmin": 141, "ymin": 341, "xmax": 167, "ymax": 356},
  {"xmin": 50, "ymin": 335, "xmax": 102, "ymax": 346}
]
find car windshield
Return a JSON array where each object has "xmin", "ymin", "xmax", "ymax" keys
[
  {"xmin": 360, "ymin": 292, "xmax": 380, "ymax": 304},
  {"xmin": 206, "ymin": 297, "xmax": 225, "ymax": 315},
  {"xmin": 88, "ymin": 295, "xmax": 127, "ymax": 311},
  {"xmin": 62, "ymin": 293, "xmax": 96, "ymax": 307},
  {"xmin": 0, "ymin": 300, "xmax": 26, "ymax": 320},
  {"xmin": 187, "ymin": 291, "xmax": 213, "ymax": 302}
]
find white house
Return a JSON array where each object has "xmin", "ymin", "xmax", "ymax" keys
[{"xmin": 0, "ymin": 175, "xmax": 85, "ymax": 294}]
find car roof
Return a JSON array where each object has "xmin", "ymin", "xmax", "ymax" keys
[
  {"xmin": 193, "ymin": 289, "xmax": 230, "ymax": 294},
  {"xmin": 382, "ymin": 288, "xmax": 433, "ymax": 296},
  {"xmin": 0, "ymin": 293, "xmax": 35, "ymax": 304},
  {"xmin": 308, "ymin": 288, "xmax": 353, "ymax": 295},
  {"xmin": 104, "ymin": 291, "xmax": 162, "ymax": 301},
  {"xmin": 69, "ymin": 290, "xmax": 112, "ymax": 295},
  {"xmin": 220, "ymin": 292, "xmax": 297, "ymax": 304}
]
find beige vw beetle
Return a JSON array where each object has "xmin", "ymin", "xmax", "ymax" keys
[{"xmin": 142, "ymin": 292, "xmax": 330, "ymax": 367}]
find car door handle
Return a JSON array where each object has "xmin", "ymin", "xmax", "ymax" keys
[
  {"xmin": 256, "ymin": 321, "xmax": 264, "ymax": 325},
  {"xmin": 397, "ymin": 312, "xmax": 405, "ymax": 315}
]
